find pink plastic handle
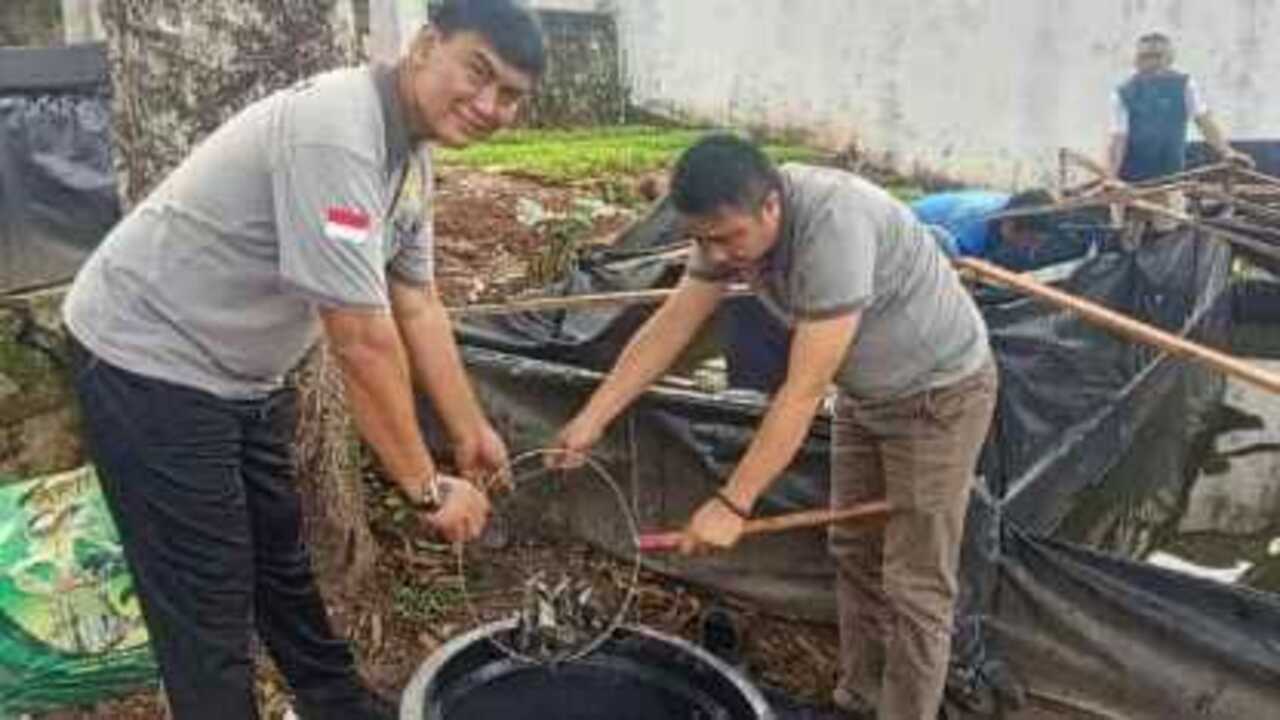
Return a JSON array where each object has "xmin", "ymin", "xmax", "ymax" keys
[{"xmin": 637, "ymin": 532, "xmax": 683, "ymax": 553}]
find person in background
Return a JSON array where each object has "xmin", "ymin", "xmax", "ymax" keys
[
  {"xmin": 909, "ymin": 188, "xmax": 1055, "ymax": 264},
  {"xmin": 1106, "ymin": 32, "xmax": 1254, "ymax": 184}
]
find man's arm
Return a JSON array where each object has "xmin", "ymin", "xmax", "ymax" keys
[
  {"xmin": 389, "ymin": 280, "xmax": 487, "ymax": 443},
  {"xmin": 321, "ymin": 306, "xmax": 491, "ymax": 540},
  {"xmin": 721, "ymin": 311, "xmax": 861, "ymax": 511},
  {"xmin": 578, "ymin": 276, "xmax": 724, "ymax": 427},
  {"xmin": 1106, "ymin": 89, "xmax": 1129, "ymax": 178},
  {"xmin": 680, "ymin": 310, "xmax": 861, "ymax": 552},
  {"xmin": 1106, "ymin": 133, "xmax": 1128, "ymax": 179},
  {"xmin": 551, "ymin": 275, "xmax": 725, "ymax": 463},
  {"xmin": 1195, "ymin": 112, "xmax": 1255, "ymax": 167},
  {"xmin": 320, "ymin": 307, "xmax": 435, "ymax": 496}
]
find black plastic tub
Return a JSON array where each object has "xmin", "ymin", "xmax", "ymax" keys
[{"xmin": 400, "ymin": 621, "xmax": 775, "ymax": 720}]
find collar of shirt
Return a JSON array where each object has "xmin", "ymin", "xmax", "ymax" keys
[
  {"xmin": 751, "ymin": 170, "xmax": 798, "ymax": 284},
  {"xmin": 372, "ymin": 63, "xmax": 413, "ymax": 178}
]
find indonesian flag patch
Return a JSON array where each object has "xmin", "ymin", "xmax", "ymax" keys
[{"xmin": 324, "ymin": 206, "xmax": 372, "ymax": 245}]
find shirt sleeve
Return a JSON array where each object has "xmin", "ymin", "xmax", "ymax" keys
[
  {"xmin": 1110, "ymin": 89, "xmax": 1129, "ymax": 134},
  {"xmin": 386, "ymin": 150, "xmax": 435, "ymax": 287},
  {"xmin": 788, "ymin": 193, "xmax": 876, "ymax": 320},
  {"xmin": 274, "ymin": 144, "xmax": 390, "ymax": 310},
  {"xmin": 1186, "ymin": 77, "xmax": 1210, "ymax": 117}
]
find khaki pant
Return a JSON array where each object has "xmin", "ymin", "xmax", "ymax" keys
[{"xmin": 829, "ymin": 362, "xmax": 998, "ymax": 720}]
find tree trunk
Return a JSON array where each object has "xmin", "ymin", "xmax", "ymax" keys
[{"xmin": 293, "ymin": 345, "xmax": 377, "ymax": 595}]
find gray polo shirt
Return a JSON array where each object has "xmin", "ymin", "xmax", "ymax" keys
[
  {"xmin": 690, "ymin": 164, "xmax": 990, "ymax": 400},
  {"xmin": 64, "ymin": 65, "xmax": 434, "ymax": 399}
]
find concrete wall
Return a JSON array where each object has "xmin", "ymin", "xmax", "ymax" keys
[
  {"xmin": 61, "ymin": 0, "xmax": 105, "ymax": 43},
  {"xmin": 531, "ymin": 0, "xmax": 603, "ymax": 11},
  {"xmin": 612, "ymin": 0, "xmax": 1280, "ymax": 188},
  {"xmin": 367, "ymin": 0, "xmax": 425, "ymax": 61}
]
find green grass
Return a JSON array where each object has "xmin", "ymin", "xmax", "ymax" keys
[
  {"xmin": 393, "ymin": 579, "xmax": 465, "ymax": 622},
  {"xmin": 436, "ymin": 125, "xmax": 822, "ymax": 183}
]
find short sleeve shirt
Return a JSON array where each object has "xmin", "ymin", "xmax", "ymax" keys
[
  {"xmin": 688, "ymin": 165, "xmax": 991, "ymax": 400},
  {"xmin": 64, "ymin": 65, "xmax": 433, "ymax": 398}
]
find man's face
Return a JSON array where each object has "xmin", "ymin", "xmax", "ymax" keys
[
  {"xmin": 684, "ymin": 192, "xmax": 783, "ymax": 275},
  {"xmin": 406, "ymin": 30, "xmax": 535, "ymax": 147},
  {"xmin": 998, "ymin": 221, "xmax": 1040, "ymax": 252},
  {"xmin": 1134, "ymin": 39, "xmax": 1172, "ymax": 75}
]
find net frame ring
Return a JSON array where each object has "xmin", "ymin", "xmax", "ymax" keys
[{"xmin": 457, "ymin": 447, "xmax": 642, "ymax": 664}]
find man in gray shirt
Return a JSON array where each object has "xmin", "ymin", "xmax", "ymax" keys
[
  {"xmin": 551, "ymin": 135, "xmax": 997, "ymax": 720},
  {"xmin": 63, "ymin": 1, "xmax": 543, "ymax": 718}
]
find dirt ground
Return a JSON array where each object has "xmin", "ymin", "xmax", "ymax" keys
[
  {"xmin": 37, "ymin": 166, "xmax": 845, "ymax": 719},
  {"xmin": 430, "ymin": 167, "xmax": 639, "ymax": 305}
]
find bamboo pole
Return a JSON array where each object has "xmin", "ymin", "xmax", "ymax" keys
[
  {"xmin": 637, "ymin": 499, "xmax": 892, "ymax": 553},
  {"xmin": 1121, "ymin": 196, "xmax": 1280, "ymax": 263},
  {"xmin": 1041, "ymin": 155, "xmax": 1280, "ymax": 263},
  {"xmin": 1232, "ymin": 166, "xmax": 1280, "ymax": 189},
  {"xmin": 448, "ymin": 284, "xmax": 753, "ymax": 318},
  {"xmin": 956, "ymin": 257, "xmax": 1280, "ymax": 394},
  {"xmin": 1191, "ymin": 184, "xmax": 1280, "ymax": 226}
]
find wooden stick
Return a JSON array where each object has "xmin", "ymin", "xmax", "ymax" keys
[
  {"xmin": 638, "ymin": 499, "xmax": 892, "ymax": 553},
  {"xmin": 1051, "ymin": 162, "xmax": 1280, "ymax": 262},
  {"xmin": 1059, "ymin": 147, "xmax": 1111, "ymax": 180},
  {"xmin": 449, "ymin": 284, "xmax": 753, "ymax": 318},
  {"xmin": 1058, "ymin": 150, "xmax": 1239, "ymax": 198},
  {"xmin": 992, "ymin": 181, "xmax": 1192, "ymax": 221},
  {"xmin": 1232, "ymin": 166, "xmax": 1280, "ymax": 189},
  {"xmin": 1127, "ymin": 162, "xmax": 1233, "ymax": 187},
  {"xmin": 956, "ymin": 257, "xmax": 1280, "ymax": 394},
  {"xmin": 1121, "ymin": 196, "xmax": 1280, "ymax": 263},
  {"xmin": 1191, "ymin": 185, "xmax": 1280, "ymax": 225}
]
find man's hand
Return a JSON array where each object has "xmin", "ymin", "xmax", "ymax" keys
[
  {"xmin": 1224, "ymin": 148, "xmax": 1256, "ymax": 169},
  {"xmin": 679, "ymin": 498, "xmax": 746, "ymax": 555},
  {"xmin": 421, "ymin": 475, "xmax": 490, "ymax": 543},
  {"xmin": 546, "ymin": 414, "xmax": 603, "ymax": 469},
  {"xmin": 453, "ymin": 422, "xmax": 509, "ymax": 486}
]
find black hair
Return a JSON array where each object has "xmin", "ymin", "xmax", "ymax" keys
[
  {"xmin": 669, "ymin": 134, "xmax": 783, "ymax": 217},
  {"xmin": 433, "ymin": 0, "xmax": 547, "ymax": 78},
  {"xmin": 1138, "ymin": 32, "xmax": 1172, "ymax": 46},
  {"xmin": 1003, "ymin": 188, "xmax": 1055, "ymax": 232}
]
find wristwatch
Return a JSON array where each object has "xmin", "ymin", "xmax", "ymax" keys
[{"xmin": 411, "ymin": 473, "xmax": 443, "ymax": 513}]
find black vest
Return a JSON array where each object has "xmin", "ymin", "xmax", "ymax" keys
[{"xmin": 1118, "ymin": 71, "xmax": 1190, "ymax": 182}]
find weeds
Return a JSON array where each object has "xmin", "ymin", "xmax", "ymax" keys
[{"xmin": 437, "ymin": 125, "xmax": 821, "ymax": 183}]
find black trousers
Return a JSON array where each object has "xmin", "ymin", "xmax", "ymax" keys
[{"xmin": 69, "ymin": 337, "xmax": 382, "ymax": 719}]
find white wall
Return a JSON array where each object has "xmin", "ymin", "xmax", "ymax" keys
[
  {"xmin": 613, "ymin": 0, "xmax": 1280, "ymax": 188},
  {"xmin": 61, "ymin": 0, "xmax": 106, "ymax": 42},
  {"xmin": 529, "ymin": 0, "xmax": 602, "ymax": 11},
  {"xmin": 367, "ymin": 0, "xmax": 426, "ymax": 62},
  {"xmin": 365, "ymin": 0, "xmax": 601, "ymax": 63}
]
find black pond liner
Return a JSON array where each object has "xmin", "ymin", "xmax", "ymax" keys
[{"xmin": 400, "ymin": 621, "xmax": 775, "ymax": 720}]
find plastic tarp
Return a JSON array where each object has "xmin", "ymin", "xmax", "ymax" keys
[
  {"xmin": 426, "ymin": 199, "xmax": 1280, "ymax": 718},
  {"xmin": 0, "ymin": 43, "xmax": 119, "ymax": 294}
]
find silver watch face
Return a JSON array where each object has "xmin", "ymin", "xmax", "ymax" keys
[{"xmin": 423, "ymin": 478, "xmax": 448, "ymax": 510}]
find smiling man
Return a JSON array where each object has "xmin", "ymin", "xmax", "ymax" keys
[
  {"xmin": 552, "ymin": 135, "xmax": 997, "ymax": 720},
  {"xmin": 62, "ymin": 2, "xmax": 543, "ymax": 718}
]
